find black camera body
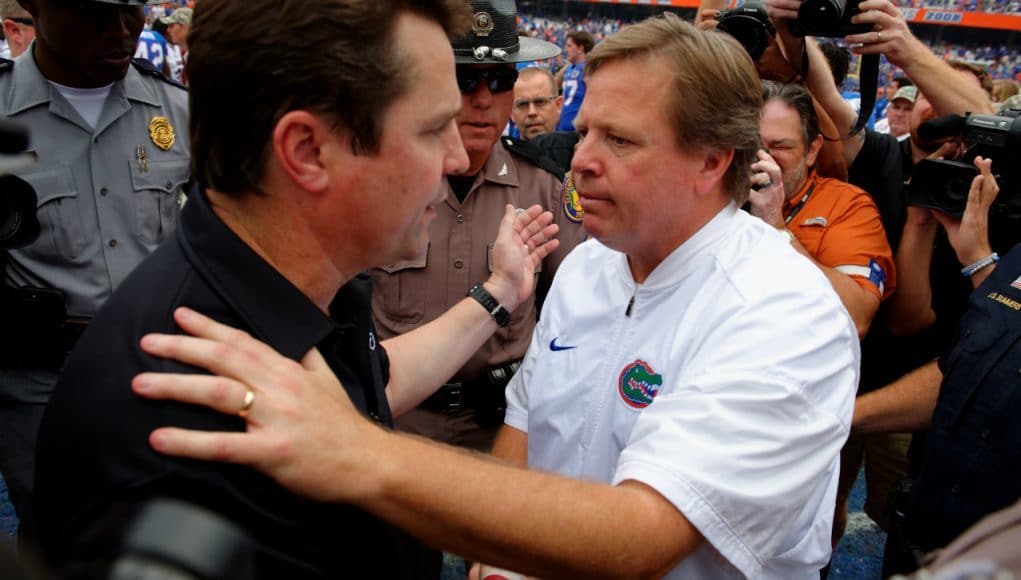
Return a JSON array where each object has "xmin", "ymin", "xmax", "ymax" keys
[
  {"xmin": 790, "ymin": 0, "xmax": 872, "ymax": 38},
  {"xmin": 717, "ymin": 1, "xmax": 775, "ymax": 61},
  {"xmin": 909, "ymin": 111, "xmax": 1021, "ymax": 220},
  {"xmin": 0, "ymin": 119, "xmax": 38, "ymax": 249}
]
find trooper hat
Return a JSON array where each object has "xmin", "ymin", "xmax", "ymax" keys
[
  {"xmin": 452, "ymin": 0, "xmax": 560, "ymax": 64},
  {"xmin": 891, "ymin": 85, "xmax": 918, "ymax": 104}
]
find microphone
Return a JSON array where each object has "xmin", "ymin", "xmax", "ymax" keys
[{"xmin": 917, "ymin": 114, "xmax": 967, "ymax": 142}]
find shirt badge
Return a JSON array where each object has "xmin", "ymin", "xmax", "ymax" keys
[
  {"xmin": 618, "ymin": 359, "xmax": 662, "ymax": 409},
  {"xmin": 561, "ymin": 172, "xmax": 584, "ymax": 224},
  {"xmin": 1011, "ymin": 275, "xmax": 1021, "ymax": 291},
  {"xmin": 149, "ymin": 116, "xmax": 175, "ymax": 151},
  {"xmin": 802, "ymin": 216, "xmax": 828, "ymax": 227},
  {"xmin": 497, "ymin": 163, "xmax": 508, "ymax": 177}
]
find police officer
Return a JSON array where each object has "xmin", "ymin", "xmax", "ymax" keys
[
  {"xmin": 850, "ymin": 157, "xmax": 1021, "ymax": 574},
  {"xmin": 370, "ymin": 0, "xmax": 585, "ymax": 461},
  {"xmin": 0, "ymin": 0, "xmax": 189, "ymax": 533}
]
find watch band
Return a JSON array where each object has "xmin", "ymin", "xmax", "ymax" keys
[{"xmin": 467, "ymin": 283, "xmax": 511, "ymax": 327}]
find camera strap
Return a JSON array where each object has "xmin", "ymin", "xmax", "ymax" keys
[{"xmin": 802, "ymin": 48, "xmax": 880, "ymax": 139}]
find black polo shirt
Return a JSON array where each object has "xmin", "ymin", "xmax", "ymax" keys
[{"xmin": 33, "ymin": 188, "xmax": 414, "ymax": 578}]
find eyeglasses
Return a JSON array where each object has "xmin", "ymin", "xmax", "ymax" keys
[
  {"xmin": 456, "ymin": 67, "xmax": 519, "ymax": 95},
  {"xmin": 513, "ymin": 96, "xmax": 557, "ymax": 111},
  {"xmin": 8, "ymin": 17, "xmax": 32, "ymax": 26}
]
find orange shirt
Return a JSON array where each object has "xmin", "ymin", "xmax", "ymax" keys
[{"xmin": 784, "ymin": 171, "xmax": 896, "ymax": 300}]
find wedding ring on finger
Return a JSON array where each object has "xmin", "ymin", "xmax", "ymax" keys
[
  {"xmin": 876, "ymin": 31, "xmax": 882, "ymax": 42},
  {"xmin": 238, "ymin": 389, "xmax": 255, "ymax": 419}
]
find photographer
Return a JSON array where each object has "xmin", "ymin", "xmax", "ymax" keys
[
  {"xmin": 750, "ymin": 81, "xmax": 893, "ymax": 339},
  {"xmin": 0, "ymin": 0, "xmax": 188, "ymax": 534},
  {"xmin": 851, "ymin": 157, "xmax": 1021, "ymax": 575}
]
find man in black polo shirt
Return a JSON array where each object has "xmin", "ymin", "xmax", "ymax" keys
[{"xmin": 31, "ymin": 1, "xmax": 561, "ymax": 578}]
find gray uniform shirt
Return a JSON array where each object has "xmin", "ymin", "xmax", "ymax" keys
[{"xmin": 1, "ymin": 48, "xmax": 190, "ymax": 317}]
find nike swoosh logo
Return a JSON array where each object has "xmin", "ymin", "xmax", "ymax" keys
[{"xmin": 549, "ymin": 338, "xmax": 578, "ymax": 351}]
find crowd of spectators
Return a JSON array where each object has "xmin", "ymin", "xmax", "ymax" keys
[{"xmin": 519, "ymin": 11, "xmax": 1021, "ymax": 82}]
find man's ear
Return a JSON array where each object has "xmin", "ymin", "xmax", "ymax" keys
[
  {"xmin": 806, "ymin": 134, "xmax": 824, "ymax": 169},
  {"xmin": 2, "ymin": 20, "xmax": 18, "ymax": 44},
  {"xmin": 692, "ymin": 147, "xmax": 734, "ymax": 197},
  {"xmin": 270, "ymin": 111, "xmax": 336, "ymax": 195}
]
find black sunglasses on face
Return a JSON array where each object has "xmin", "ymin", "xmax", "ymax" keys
[
  {"xmin": 456, "ymin": 67, "xmax": 519, "ymax": 95},
  {"xmin": 8, "ymin": 17, "xmax": 32, "ymax": 26}
]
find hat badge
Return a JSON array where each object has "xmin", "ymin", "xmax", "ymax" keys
[{"xmin": 473, "ymin": 11, "xmax": 494, "ymax": 37}]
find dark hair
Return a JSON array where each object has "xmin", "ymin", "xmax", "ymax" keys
[
  {"xmin": 817, "ymin": 42, "xmax": 850, "ymax": 88},
  {"xmin": 761, "ymin": 81, "xmax": 820, "ymax": 150},
  {"xmin": 892, "ymin": 74, "xmax": 913, "ymax": 89},
  {"xmin": 587, "ymin": 14, "xmax": 762, "ymax": 203},
  {"xmin": 567, "ymin": 30, "xmax": 594, "ymax": 54},
  {"xmin": 948, "ymin": 60, "xmax": 993, "ymax": 98},
  {"xmin": 187, "ymin": 0, "xmax": 471, "ymax": 195}
]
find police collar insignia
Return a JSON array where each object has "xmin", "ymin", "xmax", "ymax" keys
[
  {"xmin": 561, "ymin": 172, "xmax": 584, "ymax": 224},
  {"xmin": 149, "ymin": 116, "xmax": 175, "ymax": 151},
  {"xmin": 618, "ymin": 359, "xmax": 662, "ymax": 409}
]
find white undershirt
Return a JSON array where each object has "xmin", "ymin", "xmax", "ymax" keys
[{"xmin": 49, "ymin": 81, "xmax": 114, "ymax": 130}]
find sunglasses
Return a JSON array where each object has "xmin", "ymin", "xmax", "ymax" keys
[
  {"xmin": 456, "ymin": 67, "xmax": 519, "ymax": 95},
  {"xmin": 8, "ymin": 17, "xmax": 32, "ymax": 26}
]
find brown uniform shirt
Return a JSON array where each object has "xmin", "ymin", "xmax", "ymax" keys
[{"xmin": 371, "ymin": 138, "xmax": 586, "ymax": 381}]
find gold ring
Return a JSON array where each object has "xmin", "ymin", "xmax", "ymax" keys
[{"xmin": 238, "ymin": 389, "xmax": 255, "ymax": 418}]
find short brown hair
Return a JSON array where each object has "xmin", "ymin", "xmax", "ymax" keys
[
  {"xmin": 586, "ymin": 13, "xmax": 761, "ymax": 203},
  {"xmin": 187, "ymin": 0, "xmax": 471, "ymax": 195},
  {"xmin": 949, "ymin": 59, "xmax": 994, "ymax": 99},
  {"xmin": 518, "ymin": 66, "xmax": 558, "ymax": 97},
  {"xmin": 567, "ymin": 30, "xmax": 594, "ymax": 54}
]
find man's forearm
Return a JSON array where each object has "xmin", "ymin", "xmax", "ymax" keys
[
  {"xmin": 356, "ymin": 428, "xmax": 701, "ymax": 578},
  {"xmin": 886, "ymin": 222, "xmax": 938, "ymax": 336},
  {"xmin": 896, "ymin": 44, "xmax": 993, "ymax": 116},
  {"xmin": 852, "ymin": 360, "xmax": 942, "ymax": 434},
  {"xmin": 383, "ymin": 282, "xmax": 510, "ymax": 416}
]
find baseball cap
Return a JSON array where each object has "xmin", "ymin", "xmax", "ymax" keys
[{"xmin": 892, "ymin": 86, "xmax": 918, "ymax": 104}]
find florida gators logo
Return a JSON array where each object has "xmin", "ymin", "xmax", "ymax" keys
[
  {"xmin": 561, "ymin": 172, "xmax": 584, "ymax": 223},
  {"xmin": 618, "ymin": 359, "xmax": 662, "ymax": 409}
]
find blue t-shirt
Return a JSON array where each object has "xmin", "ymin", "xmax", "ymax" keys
[
  {"xmin": 558, "ymin": 61, "xmax": 586, "ymax": 132},
  {"xmin": 134, "ymin": 29, "xmax": 169, "ymax": 72}
]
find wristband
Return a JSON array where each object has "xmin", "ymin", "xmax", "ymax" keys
[
  {"xmin": 960, "ymin": 252, "xmax": 999, "ymax": 278},
  {"xmin": 468, "ymin": 283, "xmax": 511, "ymax": 327}
]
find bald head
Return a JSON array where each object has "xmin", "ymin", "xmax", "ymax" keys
[{"xmin": 510, "ymin": 66, "xmax": 562, "ymax": 140}]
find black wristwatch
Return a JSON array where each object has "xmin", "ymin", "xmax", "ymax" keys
[{"xmin": 467, "ymin": 283, "xmax": 511, "ymax": 327}]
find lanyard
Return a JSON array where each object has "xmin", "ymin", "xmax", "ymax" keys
[{"xmin": 784, "ymin": 183, "xmax": 815, "ymax": 226}]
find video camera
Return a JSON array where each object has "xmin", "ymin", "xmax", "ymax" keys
[
  {"xmin": 909, "ymin": 110, "xmax": 1021, "ymax": 220},
  {"xmin": 716, "ymin": 1, "xmax": 775, "ymax": 61},
  {"xmin": 0, "ymin": 119, "xmax": 40, "ymax": 249},
  {"xmin": 790, "ymin": 0, "xmax": 872, "ymax": 37}
]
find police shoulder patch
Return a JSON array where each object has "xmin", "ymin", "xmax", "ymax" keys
[
  {"xmin": 561, "ymin": 172, "xmax": 583, "ymax": 223},
  {"xmin": 618, "ymin": 359, "xmax": 663, "ymax": 409}
]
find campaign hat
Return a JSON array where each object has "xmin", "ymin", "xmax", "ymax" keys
[{"xmin": 452, "ymin": 0, "xmax": 561, "ymax": 64}]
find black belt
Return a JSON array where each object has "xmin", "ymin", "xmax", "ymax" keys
[{"xmin": 421, "ymin": 361, "xmax": 522, "ymax": 414}]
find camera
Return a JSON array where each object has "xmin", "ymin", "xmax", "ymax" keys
[
  {"xmin": 909, "ymin": 110, "xmax": 1021, "ymax": 220},
  {"xmin": 790, "ymin": 0, "xmax": 872, "ymax": 38},
  {"xmin": 716, "ymin": 1, "xmax": 775, "ymax": 61},
  {"xmin": 0, "ymin": 119, "xmax": 39, "ymax": 250}
]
